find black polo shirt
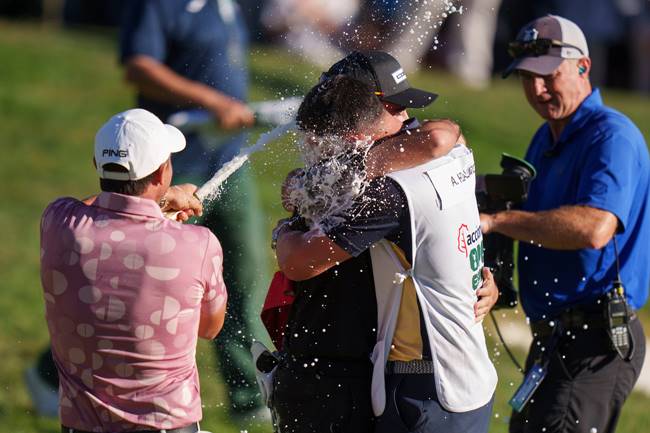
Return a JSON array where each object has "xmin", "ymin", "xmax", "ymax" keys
[{"xmin": 284, "ymin": 177, "xmax": 411, "ymax": 361}]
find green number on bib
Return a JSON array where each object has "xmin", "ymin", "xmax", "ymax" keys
[{"xmin": 470, "ymin": 248, "xmax": 481, "ymax": 272}]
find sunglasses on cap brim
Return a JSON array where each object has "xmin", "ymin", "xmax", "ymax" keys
[{"xmin": 508, "ymin": 38, "xmax": 584, "ymax": 59}]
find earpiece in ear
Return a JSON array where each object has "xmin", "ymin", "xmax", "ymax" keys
[{"xmin": 578, "ymin": 66, "xmax": 586, "ymax": 75}]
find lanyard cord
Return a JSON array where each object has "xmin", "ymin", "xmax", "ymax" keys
[
  {"xmin": 613, "ymin": 235, "xmax": 623, "ymax": 292},
  {"xmin": 489, "ymin": 311, "xmax": 525, "ymax": 374}
]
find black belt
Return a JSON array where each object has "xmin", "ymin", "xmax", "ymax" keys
[
  {"xmin": 386, "ymin": 360, "xmax": 435, "ymax": 375},
  {"xmin": 531, "ymin": 302, "xmax": 636, "ymax": 339},
  {"xmin": 61, "ymin": 422, "xmax": 199, "ymax": 433}
]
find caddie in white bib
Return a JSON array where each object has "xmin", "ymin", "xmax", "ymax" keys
[{"xmin": 369, "ymin": 145, "xmax": 497, "ymax": 425}]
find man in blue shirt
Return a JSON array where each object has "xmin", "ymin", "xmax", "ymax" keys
[
  {"xmin": 120, "ymin": 0, "xmax": 268, "ymax": 420},
  {"xmin": 482, "ymin": 15, "xmax": 649, "ymax": 433}
]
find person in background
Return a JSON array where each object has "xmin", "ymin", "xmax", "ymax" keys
[
  {"xmin": 484, "ymin": 15, "xmax": 649, "ymax": 433},
  {"xmin": 41, "ymin": 108, "xmax": 226, "ymax": 432},
  {"xmin": 260, "ymin": 0, "xmax": 360, "ymax": 69},
  {"xmin": 446, "ymin": 0, "xmax": 503, "ymax": 89},
  {"xmin": 119, "ymin": 0, "xmax": 269, "ymax": 421}
]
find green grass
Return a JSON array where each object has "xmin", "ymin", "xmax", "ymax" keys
[{"xmin": 1, "ymin": 20, "xmax": 649, "ymax": 433}]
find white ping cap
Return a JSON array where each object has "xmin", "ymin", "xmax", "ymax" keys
[{"xmin": 94, "ymin": 109, "xmax": 186, "ymax": 180}]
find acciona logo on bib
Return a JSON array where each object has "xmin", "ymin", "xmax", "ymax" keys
[
  {"xmin": 457, "ymin": 224, "xmax": 470, "ymax": 257},
  {"xmin": 457, "ymin": 223, "xmax": 484, "ymax": 290},
  {"xmin": 457, "ymin": 224, "xmax": 482, "ymax": 258}
]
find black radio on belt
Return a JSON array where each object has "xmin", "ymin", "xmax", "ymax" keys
[{"xmin": 605, "ymin": 281, "xmax": 631, "ymax": 356}]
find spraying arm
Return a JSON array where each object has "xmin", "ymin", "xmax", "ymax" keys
[
  {"xmin": 124, "ymin": 55, "xmax": 254, "ymax": 130},
  {"xmin": 159, "ymin": 184, "xmax": 203, "ymax": 221}
]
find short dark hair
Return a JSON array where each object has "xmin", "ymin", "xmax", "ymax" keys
[
  {"xmin": 296, "ymin": 75, "xmax": 384, "ymax": 136},
  {"xmin": 99, "ymin": 164, "xmax": 157, "ymax": 196}
]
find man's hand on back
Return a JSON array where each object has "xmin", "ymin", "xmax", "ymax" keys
[{"xmin": 474, "ymin": 267, "xmax": 499, "ymax": 322}]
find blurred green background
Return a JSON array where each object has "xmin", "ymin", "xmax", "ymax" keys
[{"xmin": 0, "ymin": 21, "xmax": 649, "ymax": 433}]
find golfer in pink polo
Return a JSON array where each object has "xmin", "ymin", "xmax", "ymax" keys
[{"xmin": 40, "ymin": 109, "xmax": 227, "ymax": 433}]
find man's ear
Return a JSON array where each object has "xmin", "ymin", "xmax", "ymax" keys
[
  {"xmin": 151, "ymin": 162, "xmax": 166, "ymax": 185},
  {"xmin": 577, "ymin": 57, "xmax": 591, "ymax": 78}
]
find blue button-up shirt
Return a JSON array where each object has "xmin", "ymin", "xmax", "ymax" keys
[{"xmin": 518, "ymin": 89, "xmax": 650, "ymax": 321}]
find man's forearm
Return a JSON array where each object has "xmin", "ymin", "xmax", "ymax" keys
[
  {"xmin": 276, "ymin": 230, "xmax": 351, "ymax": 281},
  {"xmin": 124, "ymin": 55, "xmax": 232, "ymax": 112},
  {"xmin": 485, "ymin": 205, "xmax": 617, "ymax": 250},
  {"xmin": 365, "ymin": 120, "xmax": 461, "ymax": 178}
]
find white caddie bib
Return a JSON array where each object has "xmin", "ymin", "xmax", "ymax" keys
[{"xmin": 369, "ymin": 145, "xmax": 497, "ymax": 415}]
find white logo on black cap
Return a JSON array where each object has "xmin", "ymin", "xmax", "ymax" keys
[{"xmin": 392, "ymin": 68, "xmax": 407, "ymax": 84}]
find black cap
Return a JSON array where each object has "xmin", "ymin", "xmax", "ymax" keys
[{"xmin": 323, "ymin": 51, "xmax": 438, "ymax": 108}]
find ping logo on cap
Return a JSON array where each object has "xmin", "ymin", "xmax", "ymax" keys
[
  {"xmin": 392, "ymin": 68, "xmax": 407, "ymax": 84},
  {"xmin": 102, "ymin": 149, "xmax": 129, "ymax": 158}
]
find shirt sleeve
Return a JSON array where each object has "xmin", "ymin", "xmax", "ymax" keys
[
  {"xmin": 41, "ymin": 197, "xmax": 80, "ymax": 232},
  {"xmin": 200, "ymin": 232, "xmax": 228, "ymax": 312},
  {"xmin": 575, "ymin": 131, "xmax": 639, "ymax": 231},
  {"xmin": 327, "ymin": 178, "xmax": 408, "ymax": 257},
  {"xmin": 119, "ymin": 0, "xmax": 167, "ymax": 64}
]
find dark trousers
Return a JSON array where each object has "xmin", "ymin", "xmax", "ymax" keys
[
  {"xmin": 510, "ymin": 317, "xmax": 646, "ymax": 433},
  {"xmin": 375, "ymin": 373, "xmax": 494, "ymax": 433},
  {"xmin": 272, "ymin": 363, "xmax": 375, "ymax": 433}
]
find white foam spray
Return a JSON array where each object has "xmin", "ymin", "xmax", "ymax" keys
[
  {"xmin": 286, "ymin": 134, "xmax": 374, "ymax": 233},
  {"xmin": 196, "ymin": 121, "xmax": 297, "ymax": 203}
]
